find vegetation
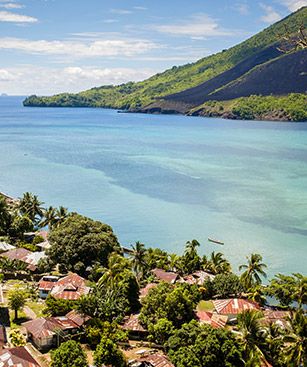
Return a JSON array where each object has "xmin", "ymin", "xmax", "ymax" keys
[
  {"xmin": 23, "ymin": 7, "xmax": 307, "ymax": 122},
  {"xmin": 51, "ymin": 340, "xmax": 88, "ymax": 367},
  {"xmin": 9, "ymin": 329, "xmax": 26, "ymax": 347},
  {"xmin": 94, "ymin": 336, "xmax": 127, "ymax": 367},
  {"xmin": 8, "ymin": 287, "xmax": 27, "ymax": 319}
]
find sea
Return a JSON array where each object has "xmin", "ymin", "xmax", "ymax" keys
[{"xmin": 0, "ymin": 96, "xmax": 306, "ymax": 278}]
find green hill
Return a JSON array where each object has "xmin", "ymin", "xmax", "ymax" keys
[{"xmin": 24, "ymin": 7, "xmax": 307, "ymax": 120}]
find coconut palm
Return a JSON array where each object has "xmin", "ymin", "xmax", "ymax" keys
[
  {"xmin": 39, "ymin": 206, "xmax": 57, "ymax": 229},
  {"xmin": 168, "ymin": 253, "xmax": 180, "ymax": 272},
  {"xmin": 239, "ymin": 253, "xmax": 267, "ymax": 290},
  {"xmin": 283, "ymin": 309, "xmax": 306, "ymax": 367},
  {"xmin": 203, "ymin": 251, "xmax": 231, "ymax": 274},
  {"xmin": 237, "ymin": 309, "xmax": 267, "ymax": 367},
  {"xmin": 185, "ymin": 239, "xmax": 200, "ymax": 256},
  {"xmin": 263, "ymin": 322, "xmax": 285, "ymax": 367},
  {"xmin": 98, "ymin": 253, "xmax": 130, "ymax": 288},
  {"xmin": 18, "ymin": 192, "xmax": 44, "ymax": 224},
  {"xmin": 55, "ymin": 206, "xmax": 68, "ymax": 226},
  {"xmin": 246, "ymin": 285, "xmax": 267, "ymax": 306},
  {"xmin": 130, "ymin": 241, "xmax": 147, "ymax": 282}
]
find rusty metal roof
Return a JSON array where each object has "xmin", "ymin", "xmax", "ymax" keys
[
  {"xmin": 152, "ymin": 269, "xmax": 178, "ymax": 284},
  {"xmin": 0, "ymin": 346, "xmax": 41, "ymax": 367},
  {"xmin": 213, "ymin": 298, "xmax": 260, "ymax": 315}
]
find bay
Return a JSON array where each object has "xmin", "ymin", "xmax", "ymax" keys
[{"xmin": 0, "ymin": 96, "xmax": 306, "ymax": 277}]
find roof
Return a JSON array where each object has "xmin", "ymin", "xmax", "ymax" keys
[
  {"xmin": 38, "ymin": 276, "xmax": 59, "ymax": 291},
  {"xmin": 0, "ymin": 346, "xmax": 41, "ymax": 367},
  {"xmin": 213, "ymin": 298, "xmax": 260, "ymax": 315},
  {"xmin": 263, "ymin": 309, "xmax": 290, "ymax": 328},
  {"xmin": 139, "ymin": 353, "xmax": 175, "ymax": 367},
  {"xmin": 0, "ymin": 248, "xmax": 45, "ymax": 271},
  {"xmin": 22, "ymin": 317, "xmax": 78, "ymax": 339},
  {"xmin": 0, "ymin": 242, "xmax": 15, "ymax": 252},
  {"xmin": 196, "ymin": 311, "xmax": 228, "ymax": 328},
  {"xmin": 50, "ymin": 273, "xmax": 90, "ymax": 300},
  {"xmin": 122, "ymin": 314, "xmax": 146, "ymax": 333},
  {"xmin": 152, "ymin": 269, "xmax": 178, "ymax": 284},
  {"xmin": 140, "ymin": 283, "xmax": 157, "ymax": 298},
  {"xmin": 66, "ymin": 310, "xmax": 91, "ymax": 327},
  {"xmin": 35, "ymin": 241, "xmax": 51, "ymax": 250}
]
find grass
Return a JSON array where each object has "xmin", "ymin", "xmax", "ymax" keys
[
  {"xmin": 197, "ymin": 300, "xmax": 214, "ymax": 312},
  {"xmin": 9, "ymin": 309, "xmax": 30, "ymax": 329},
  {"xmin": 27, "ymin": 301, "xmax": 45, "ymax": 318}
]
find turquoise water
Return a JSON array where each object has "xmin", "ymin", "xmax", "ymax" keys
[{"xmin": 0, "ymin": 96, "xmax": 306, "ymax": 277}]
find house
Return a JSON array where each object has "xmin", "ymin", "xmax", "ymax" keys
[
  {"xmin": 213, "ymin": 298, "xmax": 260, "ymax": 322},
  {"xmin": 50, "ymin": 273, "xmax": 90, "ymax": 300},
  {"xmin": 152, "ymin": 269, "xmax": 178, "ymax": 284},
  {"xmin": 139, "ymin": 283, "xmax": 157, "ymax": 299},
  {"xmin": 122, "ymin": 314, "xmax": 148, "ymax": 340},
  {"xmin": 65, "ymin": 310, "xmax": 91, "ymax": 327},
  {"xmin": 178, "ymin": 270, "xmax": 215, "ymax": 285},
  {"xmin": 38, "ymin": 275, "xmax": 59, "ymax": 299},
  {"xmin": 0, "ymin": 242, "xmax": 15, "ymax": 253},
  {"xmin": 196, "ymin": 310, "xmax": 228, "ymax": 328},
  {"xmin": 22, "ymin": 313, "xmax": 83, "ymax": 350},
  {"xmin": 0, "ymin": 248, "xmax": 46, "ymax": 272},
  {"xmin": 130, "ymin": 352, "xmax": 175, "ymax": 367},
  {"xmin": 0, "ymin": 346, "xmax": 41, "ymax": 367},
  {"xmin": 262, "ymin": 309, "xmax": 290, "ymax": 328}
]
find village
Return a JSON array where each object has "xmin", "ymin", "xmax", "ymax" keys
[{"xmin": 0, "ymin": 192, "xmax": 305, "ymax": 367}]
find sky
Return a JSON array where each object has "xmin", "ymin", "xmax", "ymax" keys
[{"xmin": 0, "ymin": 0, "xmax": 306, "ymax": 95}]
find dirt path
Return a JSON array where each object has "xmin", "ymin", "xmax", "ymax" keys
[{"xmin": 23, "ymin": 306, "xmax": 36, "ymax": 320}]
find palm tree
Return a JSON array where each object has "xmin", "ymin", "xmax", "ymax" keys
[
  {"xmin": 239, "ymin": 253, "xmax": 267, "ymax": 290},
  {"xmin": 168, "ymin": 253, "xmax": 180, "ymax": 272},
  {"xmin": 18, "ymin": 192, "xmax": 44, "ymax": 224},
  {"xmin": 98, "ymin": 253, "xmax": 129, "ymax": 288},
  {"xmin": 185, "ymin": 239, "xmax": 200, "ymax": 257},
  {"xmin": 246, "ymin": 285, "xmax": 267, "ymax": 306},
  {"xmin": 283, "ymin": 309, "xmax": 306, "ymax": 367},
  {"xmin": 263, "ymin": 322, "xmax": 285, "ymax": 367},
  {"xmin": 55, "ymin": 206, "xmax": 68, "ymax": 226},
  {"xmin": 203, "ymin": 251, "xmax": 231, "ymax": 274},
  {"xmin": 292, "ymin": 273, "xmax": 306, "ymax": 309},
  {"xmin": 130, "ymin": 241, "xmax": 147, "ymax": 282},
  {"xmin": 39, "ymin": 206, "xmax": 57, "ymax": 229},
  {"xmin": 237, "ymin": 309, "xmax": 267, "ymax": 367}
]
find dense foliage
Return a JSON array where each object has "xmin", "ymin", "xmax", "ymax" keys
[
  {"xmin": 47, "ymin": 213, "xmax": 120, "ymax": 275},
  {"xmin": 51, "ymin": 340, "xmax": 88, "ymax": 367}
]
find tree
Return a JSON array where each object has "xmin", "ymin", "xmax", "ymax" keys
[
  {"xmin": 98, "ymin": 253, "xmax": 130, "ymax": 288},
  {"xmin": 0, "ymin": 195, "xmax": 11, "ymax": 235},
  {"xmin": 167, "ymin": 320, "xmax": 244, "ymax": 367},
  {"xmin": 39, "ymin": 206, "xmax": 57, "ymax": 228},
  {"xmin": 239, "ymin": 254, "xmax": 267, "ymax": 290},
  {"xmin": 130, "ymin": 241, "xmax": 147, "ymax": 282},
  {"xmin": 283, "ymin": 309, "xmax": 307, "ymax": 367},
  {"xmin": 266, "ymin": 273, "xmax": 307, "ymax": 307},
  {"xmin": 18, "ymin": 192, "xmax": 44, "ymax": 224},
  {"xmin": 44, "ymin": 295, "xmax": 75, "ymax": 316},
  {"xmin": 211, "ymin": 273, "xmax": 243, "ymax": 298},
  {"xmin": 277, "ymin": 24, "xmax": 307, "ymax": 53},
  {"xmin": 140, "ymin": 282, "xmax": 195, "ymax": 329},
  {"xmin": 51, "ymin": 340, "xmax": 88, "ymax": 367},
  {"xmin": 9, "ymin": 329, "xmax": 26, "ymax": 347},
  {"xmin": 8, "ymin": 214, "xmax": 33, "ymax": 240},
  {"xmin": 8, "ymin": 288, "xmax": 27, "ymax": 319},
  {"xmin": 237, "ymin": 310, "xmax": 266, "ymax": 367},
  {"xmin": 203, "ymin": 251, "xmax": 231, "ymax": 275},
  {"xmin": 148, "ymin": 318, "xmax": 174, "ymax": 345},
  {"xmin": 180, "ymin": 239, "xmax": 201, "ymax": 275},
  {"xmin": 47, "ymin": 213, "xmax": 120, "ymax": 275},
  {"xmin": 94, "ymin": 336, "xmax": 127, "ymax": 367}
]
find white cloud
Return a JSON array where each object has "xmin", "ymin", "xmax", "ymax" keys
[
  {"xmin": 0, "ymin": 10, "xmax": 37, "ymax": 22},
  {"xmin": 234, "ymin": 3, "xmax": 250, "ymax": 15},
  {"xmin": 0, "ymin": 37, "xmax": 160, "ymax": 59},
  {"xmin": 260, "ymin": 4, "xmax": 282, "ymax": 23},
  {"xmin": 133, "ymin": 6, "xmax": 147, "ymax": 10},
  {"xmin": 0, "ymin": 68, "xmax": 16, "ymax": 81},
  {"xmin": 0, "ymin": 3, "xmax": 24, "ymax": 9},
  {"xmin": 278, "ymin": 0, "xmax": 307, "ymax": 11},
  {"xmin": 110, "ymin": 8, "xmax": 132, "ymax": 15},
  {"xmin": 0, "ymin": 65, "xmax": 157, "ymax": 95},
  {"xmin": 153, "ymin": 13, "xmax": 237, "ymax": 38}
]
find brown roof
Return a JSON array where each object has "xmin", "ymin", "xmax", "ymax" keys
[
  {"xmin": 122, "ymin": 314, "xmax": 146, "ymax": 333},
  {"xmin": 0, "ymin": 248, "xmax": 45, "ymax": 271},
  {"xmin": 213, "ymin": 298, "xmax": 260, "ymax": 315},
  {"xmin": 66, "ymin": 310, "xmax": 91, "ymax": 327},
  {"xmin": 22, "ymin": 317, "xmax": 77, "ymax": 339},
  {"xmin": 0, "ymin": 346, "xmax": 41, "ymax": 367},
  {"xmin": 196, "ymin": 310, "xmax": 227, "ymax": 328},
  {"xmin": 140, "ymin": 283, "xmax": 157, "ymax": 298},
  {"xmin": 139, "ymin": 353, "xmax": 174, "ymax": 367},
  {"xmin": 263, "ymin": 309, "xmax": 290, "ymax": 327},
  {"xmin": 50, "ymin": 273, "xmax": 90, "ymax": 300},
  {"xmin": 152, "ymin": 269, "xmax": 178, "ymax": 284}
]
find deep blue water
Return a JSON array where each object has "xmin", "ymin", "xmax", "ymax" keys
[{"xmin": 0, "ymin": 96, "xmax": 306, "ymax": 277}]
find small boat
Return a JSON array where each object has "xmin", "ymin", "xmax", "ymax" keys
[{"xmin": 208, "ymin": 237, "xmax": 224, "ymax": 245}]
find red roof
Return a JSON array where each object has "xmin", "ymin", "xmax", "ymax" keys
[
  {"xmin": 122, "ymin": 314, "xmax": 146, "ymax": 333},
  {"xmin": 50, "ymin": 273, "xmax": 90, "ymax": 300},
  {"xmin": 66, "ymin": 310, "xmax": 91, "ymax": 327},
  {"xmin": 152, "ymin": 269, "xmax": 178, "ymax": 284},
  {"xmin": 196, "ymin": 311, "xmax": 227, "ymax": 328},
  {"xmin": 213, "ymin": 298, "xmax": 260, "ymax": 315},
  {"xmin": 0, "ymin": 346, "xmax": 41, "ymax": 367},
  {"xmin": 139, "ymin": 353, "xmax": 174, "ymax": 367},
  {"xmin": 263, "ymin": 309, "xmax": 290, "ymax": 327},
  {"xmin": 140, "ymin": 283, "xmax": 157, "ymax": 298}
]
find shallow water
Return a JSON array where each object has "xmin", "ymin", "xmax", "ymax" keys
[{"xmin": 0, "ymin": 96, "xmax": 306, "ymax": 277}]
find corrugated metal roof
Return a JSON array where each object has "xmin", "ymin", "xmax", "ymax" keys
[
  {"xmin": 122, "ymin": 314, "xmax": 146, "ymax": 332},
  {"xmin": 0, "ymin": 347, "xmax": 41, "ymax": 367},
  {"xmin": 213, "ymin": 298, "xmax": 260, "ymax": 315},
  {"xmin": 152, "ymin": 269, "xmax": 178, "ymax": 284}
]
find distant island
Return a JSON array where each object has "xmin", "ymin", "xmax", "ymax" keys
[
  {"xmin": 23, "ymin": 7, "xmax": 307, "ymax": 122},
  {"xmin": 1, "ymin": 93, "xmax": 8, "ymax": 97}
]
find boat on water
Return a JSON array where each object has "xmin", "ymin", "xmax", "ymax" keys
[{"xmin": 208, "ymin": 237, "xmax": 224, "ymax": 245}]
